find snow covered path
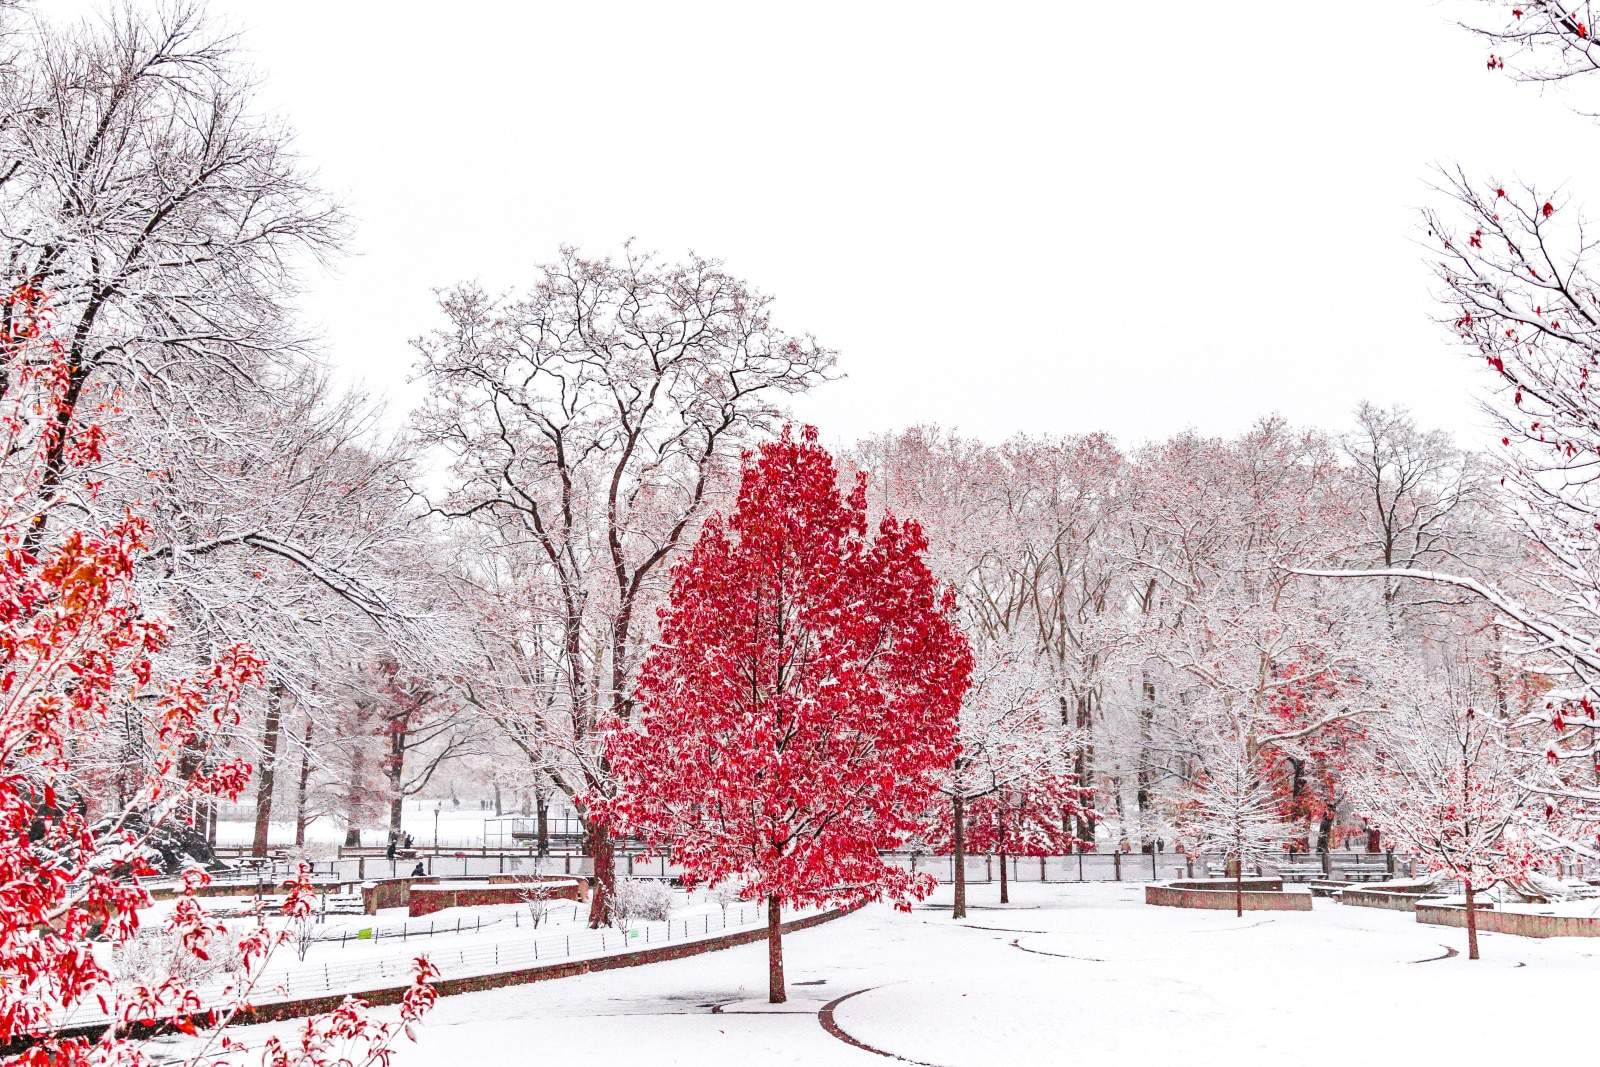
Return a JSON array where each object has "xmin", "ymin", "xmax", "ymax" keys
[{"xmin": 164, "ymin": 882, "xmax": 1600, "ymax": 1065}]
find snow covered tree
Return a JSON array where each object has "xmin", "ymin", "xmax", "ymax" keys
[
  {"xmin": 1124, "ymin": 422, "xmax": 1389, "ymax": 857},
  {"xmin": 129, "ymin": 373, "xmax": 447, "ymax": 855},
  {"xmin": 0, "ymin": 4, "xmax": 442, "ymax": 861},
  {"xmin": 596, "ymin": 427, "xmax": 969, "ymax": 1003},
  {"xmin": 1174, "ymin": 727, "xmax": 1289, "ymax": 917},
  {"xmin": 0, "ymin": 284, "xmax": 435, "ymax": 1063},
  {"xmin": 850, "ymin": 427, "xmax": 1119, "ymax": 890},
  {"xmin": 372, "ymin": 658, "xmax": 481, "ymax": 842},
  {"xmin": 1299, "ymin": 7, "xmax": 1600, "ymax": 858},
  {"xmin": 0, "ymin": 3, "xmax": 342, "ymax": 527},
  {"xmin": 854, "ymin": 428, "xmax": 1124, "ymax": 847},
  {"xmin": 1348, "ymin": 663, "xmax": 1537, "ymax": 958},
  {"xmin": 416, "ymin": 245, "xmax": 834, "ymax": 926},
  {"xmin": 1458, "ymin": 1, "xmax": 1600, "ymax": 82},
  {"xmin": 925, "ymin": 642, "xmax": 1091, "ymax": 916},
  {"xmin": 1341, "ymin": 403, "xmax": 1490, "ymax": 622}
]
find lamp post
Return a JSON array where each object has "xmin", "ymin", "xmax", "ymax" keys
[{"xmin": 433, "ymin": 802, "xmax": 441, "ymax": 849}]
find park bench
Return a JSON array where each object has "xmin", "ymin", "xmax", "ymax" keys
[
  {"xmin": 1273, "ymin": 857, "xmax": 1330, "ymax": 882},
  {"xmin": 1273, "ymin": 854, "xmax": 1396, "ymax": 883},
  {"xmin": 1329, "ymin": 855, "xmax": 1395, "ymax": 882}
]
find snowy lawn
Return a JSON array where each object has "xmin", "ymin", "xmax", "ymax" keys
[
  {"xmin": 59, "ymin": 889, "xmax": 777, "ymax": 1038},
  {"xmin": 212, "ymin": 808, "xmax": 497, "ymax": 849},
  {"xmin": 153, "ymin": 881, "xmax": 1600, "ymax": 1065}
]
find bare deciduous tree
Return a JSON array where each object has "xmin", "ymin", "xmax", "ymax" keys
[{"xmin": 416, "ymin": 245, "xmax": 834, "ymax": 924}]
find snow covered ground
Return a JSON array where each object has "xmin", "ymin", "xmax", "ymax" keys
[
  {"xmin": 212, "ymin": 806, "xmax": 499, "ymax": 850},
  {"xmin": 85, "ymin": 888, "xmax": 773, "ymax": 1026},
  {"xmin": 147, "ymin": 880, "xmax": 1600, "ymax": 1065}
]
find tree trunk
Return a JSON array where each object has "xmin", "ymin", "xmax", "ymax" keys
[
  {"xmin": 1465, "ymin": 883, "xmax": 1480, "ymax": 960},
  {"xmin": 492, "ymin": 781, "xmax": 502, "ymax": 817},
  {"xmin": 294, "ymin": 717, "xmax": 313, "ymax": 848},
  {"xmin": 587, "ymin": 823, "xmax": 615, "ymax": 928},
  {"xmin": 1075, "ymin": 691, "xmax": 1098, "ymax": 843},
  {"xmin": 344, "ymin": 721, "xmax": 367, "ymax": 848},
  {"xmin": 1137, "ymin": 676, "xmax": 1156, "ymax": 848},
  {"xmin": 386, "ymin": 719, "xmax": 406, "ymax": 841},
  {"xmin": 999, "ymin": 849, "xmax": 1009, "ymax": 904},
  {"xmin": 536, "ymin": 790, "xmax": 550, "ymax": 855},
  {"xmin": 951, "ymin": 793, "xmax": 967, "ymax": 920},
  {"xmin": 1235, "ymin": 858, "xmax": 1244, "ymax": 918},
  {"xmin": 251, "ymin": 689, "xmax": 284, "ymax": 857},
  {"xmin": 767, "ymin": 894, "xmax": 786, "ymax": 1004}
]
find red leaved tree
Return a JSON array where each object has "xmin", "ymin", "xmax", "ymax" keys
[
  {"xmin": 1261, "ymin": 664, "xmax": 1364, "ymax": 865},
  {"xmin": 596, "ymin": 426, "xmax": 970, "ymax": 1004},
  {"xmin": 0, "ymin": 286, "xmax": 435, "ymax": 1064},
  {"xmin": 929, "ymin": 773, "xmax": 1092, "ymax": 906}
]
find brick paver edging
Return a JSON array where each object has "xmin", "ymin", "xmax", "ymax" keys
[{"xmin": 28, "ymin": 902, "xmax": 861, "ymax": 1049}]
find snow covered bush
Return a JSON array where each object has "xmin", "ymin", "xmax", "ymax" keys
[
  {"xmin": 711, "ymin": 880, "xmax": 745, "ymax": 921},
  {"xmin": 513, "ymin": 870, "xmax": 555, "ymax": 929},
  {"xmin": 610, "ymin": 878, "xmax": 675, "ymax": 931}
]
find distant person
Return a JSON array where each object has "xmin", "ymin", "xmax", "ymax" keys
[
  {"xmin": 385, "ymin": 838, "xmax": 396, "ymax": 862},
  {"xmin": 411, "ymin": 861, "xmax": 426, "ymax": 877}
]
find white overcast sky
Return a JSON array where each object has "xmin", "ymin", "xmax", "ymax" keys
[{"xmin": 46, "ymin": 1, "xmax": 1600, "ymax": 452}]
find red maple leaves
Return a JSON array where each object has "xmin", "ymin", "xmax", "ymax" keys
[{"xmin": 596, "ymin": 427, "xmax": 969, "ymax": 996}]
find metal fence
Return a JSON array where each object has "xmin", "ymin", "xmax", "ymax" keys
[
  {"xmin": 51, "ymin": 900, "xmax": 773, "ymax": 1034},
  {"xmin": 886, "ymin": 851, "xmax": 1194, "ymax": 884},
  {"xmin": 882, "ymin": 850, "xmax": 1434, "ymax": 884},
  {"xmin": 196, "ymin": 849, "xmax": 1438, "ymax": 889}
]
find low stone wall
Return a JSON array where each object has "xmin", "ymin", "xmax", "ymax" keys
[
  {"xmin": 1165, "ymin": 878, "xmax": 1284, "ymax": 892},
  {"xmin": 1416, "ymin": 902, "xmax": 1600, "ymax": 938},
  {"xmin": 362, "ymin": 876, "xmax": 439, "ymax": 914},
  {"xmin": 147, "ymin": 877, "xmax": 342, "ymax": 902},
  {"xmin": 408, "ymin": 877, "xmax": 587, "ymax": 917},
  {"xmin": 1145, "ymin": 882, "xmax": 1311, "ymax": 912},
  {"xmin": 1337, "ymin": 887, "xmax": 1438, "ymax": 913}
]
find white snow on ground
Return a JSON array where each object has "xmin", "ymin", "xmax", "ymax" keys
[
  {"xmin": 212, "ymin": 808, "xmax": 496, "ymax": 849},
  {"xmin": 62, "ymin": 891, "xmax": 783, "ymax": 1037},
  {"xmin": 147, "ymin": 880, "xmax": 1600, "ymax": 1066}
]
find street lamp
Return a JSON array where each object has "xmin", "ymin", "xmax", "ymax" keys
[{"xmin": 433, "ymin": 802, "xmax": 441, "ymax": 849}]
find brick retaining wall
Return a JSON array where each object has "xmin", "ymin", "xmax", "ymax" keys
[
  {"xmin": 1145, "ymin": 884, "xmax": 1312, "ymax": 911},
  {"xmin": 1337, "ymin": 888, "xmax": 1437, "ymax": 912},
  {"xmin": 1165, "ymin": 878, "xmax": 1284, "ymax": 892},
  {"xmin": 1416, "ymin": 902, "xmax": 1600, "ymax": 938},
  {"xmin": 362, "ymin": 876, "xmax": 439, "ymax": 913},
  {"xmin": 408, "ymin": 878, "xmax": 586, "ymax": 917}
]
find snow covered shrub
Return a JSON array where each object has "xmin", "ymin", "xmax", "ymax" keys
[
  {"xmin": 513, "ymin": 874, "xmax": 553, "ymax": 929},
  {"xmin": 711, "ymin": 880, "xmax": 745, "ymax": 921},
  {"xmin": 610, "ymin": 878, "xmax": 674, "ymax": 930}
]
